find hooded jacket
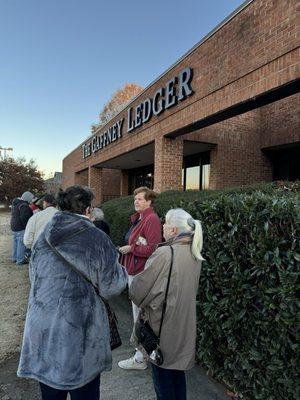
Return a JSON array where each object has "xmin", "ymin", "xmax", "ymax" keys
[
  {"xmin": 10, "ymin": 198, "xmax": 33, "ymax": 231},
  {"xmin": 17, "ymin": 211, "xmax": 127, "ymax": 390}
]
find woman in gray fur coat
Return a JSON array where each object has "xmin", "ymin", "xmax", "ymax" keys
[{"xmin": 17, "ymin": 185, "xmax": 128, "ymax": 400}]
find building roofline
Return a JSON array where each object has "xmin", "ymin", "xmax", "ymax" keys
[
  {"xmin": 119, "ymin": 0, "xmax": 253, "ymax": 112},
  {"xmin": 65, "ymin": 0, "xmax": 253, "ymax": 159}
]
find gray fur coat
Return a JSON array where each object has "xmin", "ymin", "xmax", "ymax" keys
[{"xmin": 17, "ymin": 211, "xmax": 127, "ymax": 390}]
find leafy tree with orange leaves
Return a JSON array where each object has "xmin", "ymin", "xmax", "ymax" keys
[{"xmin": 92, "ymin": 83, "xmax": 143, "ymax": 131}]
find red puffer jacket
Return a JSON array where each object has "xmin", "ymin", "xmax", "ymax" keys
[{"xmin": 123, "ymin": 207, "xmax": 162, "ymax": 276}]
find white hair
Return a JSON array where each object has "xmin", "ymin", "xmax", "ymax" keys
[
  {"xmin": 165, "ymin": 208, "xmax": 204, "ymax": 261},
  {"xmin": 91, "ymin": 207, "xmax": 104, "ymax": 221}
]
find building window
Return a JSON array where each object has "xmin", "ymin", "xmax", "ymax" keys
[
  {"xmin": 269, "ymin": 147, "xmax": 300, "ymax": 181},
  {"xmin": 202, "ymin": 164, "xmax": 210, "ymax": 189},
  {"xmin": 186, "ymin": 166, "xmax": 200, "ymax": 190},
  {"xmin": 182, "ymin": 152, "xmax": 210, "ymax": 190},
  {"xmin": 128, "ymin": 165, "xmax": 154, "ymax": 193}
]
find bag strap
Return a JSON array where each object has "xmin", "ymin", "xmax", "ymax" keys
[
  {"xmin": 45, "ymin": 236, "xmax": 104, "ymax": 300},
  {"xmin": 157, "ymin": 245, "xmax": 174, "ymax": 343}
]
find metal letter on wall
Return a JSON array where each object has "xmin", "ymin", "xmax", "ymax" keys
[{"xmin": 178, "ymin": 67, "xmax": 193, "ymax": 101}]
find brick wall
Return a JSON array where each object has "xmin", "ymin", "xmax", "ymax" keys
[
  {"xmin": 74, "ymin": 168, "xmax": 89, "ymax": 186},
  {"xmin": 184, "ymin": 109, "xmax": 272, "ymax": 188},
  {"xmin": 101, "ymin": 169, "xmax": 121, "ymax": 202},
  {"xmin": 260, "ymin": 93, "xmax": 300, "ymax": 148},
  {"xmin": 120, "ymin": 170, "xmax": 129, "ymax": 196},
  {"xmin": 154, "ymin": 138, "xmax": 183, "ymax": 192},
  {"xmin": 87, "ymin": 167, "xmax": 102, "ymax": 205}
]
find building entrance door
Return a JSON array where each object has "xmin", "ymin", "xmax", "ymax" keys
[{"xmin": 128, "ymin": 165, "xmax": 154, "ymax": 193}]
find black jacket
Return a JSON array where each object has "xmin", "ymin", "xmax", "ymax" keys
[
  {"xmin": 10, "ymin": 198, "xmax": 33, "ymax": 231},
  {"xmin": 93, "ymin": 220, "xmax": 110, "ymax": 237}
]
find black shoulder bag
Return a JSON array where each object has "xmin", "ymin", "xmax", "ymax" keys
[
  {"xmin": 135, "ymin": 246, "xmax": 174, "ymax": 366},
  {"xmin": 45, "ymin": 237, "xmax": 122, "ymax": 350}
]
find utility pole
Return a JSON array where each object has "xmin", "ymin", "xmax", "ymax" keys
[{"xmin": 0, "ymin": 146, "xmax": 13, "ymax": 159}]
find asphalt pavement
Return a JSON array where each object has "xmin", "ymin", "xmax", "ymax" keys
[{"xmin": 0, "ymin": 292, "xmax": 230, "ymax": 400}]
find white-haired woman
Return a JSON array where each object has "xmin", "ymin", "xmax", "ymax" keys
[
  {"xmin": 88, "ymin": 207, "xmax": 110, "ymax": 237},
  {"xmin": 129, "ymin": 208, "xmax": 204, "ymax": 400}
]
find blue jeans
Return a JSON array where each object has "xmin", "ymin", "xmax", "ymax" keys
[
  {"xmin": 39, "ymin": 375, "xmax": 100, "ymax": 400},
  {"xmin": 12, "ymin": 230, "xmax": 28, "ymax": 264},
  {"xmin": 151, "ymin": 364, "xmax": 186, "ymax": 400}
]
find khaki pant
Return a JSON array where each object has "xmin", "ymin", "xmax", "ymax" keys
[{"xmin": 128, "ymin": 275, "xmax": 144, "ymax": 362}]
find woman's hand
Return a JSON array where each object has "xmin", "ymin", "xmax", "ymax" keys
[{"xmin": 118, "ymin": 245, "xmax": 132, "ymax": 255}]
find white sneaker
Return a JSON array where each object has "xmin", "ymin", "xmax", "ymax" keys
[{"xmin": 118, "ymin": 356, "xmax": 147, "ymax": 370}]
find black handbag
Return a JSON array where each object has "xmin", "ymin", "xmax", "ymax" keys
[
  {"xmin": 100, "ymin": 296, "xmax": 122, "ymax": 350},
  {"xmin": 135, "ymin": 246, "xmax": 174, "ymax": 366},
  {"xmin": 45, "ymin": 238, "xmax": 122, "ymax": 350}
]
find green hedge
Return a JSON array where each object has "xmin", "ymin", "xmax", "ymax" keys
[
  {"xmin": 101, "ymin": 182, "xmax": 299, "ymax": 399},
  {"xmin": 101, "ymin": 182, "xmax": 283, "ymax": 246},
  {"xmin": 194, "ymin": 190, "xmax": 299, "ymax": 399}
]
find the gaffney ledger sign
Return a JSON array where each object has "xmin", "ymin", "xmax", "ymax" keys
[{"xmin": 82, "ymin": 67, "xmax": 193, "ymax": 158}]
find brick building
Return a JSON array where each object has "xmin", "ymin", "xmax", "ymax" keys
[
  {"xmin": 44, "ymin": 172, "xmax": 62, "ymax": 195},
  {"xmin": 62, "ymin": 0, "xmax": 300, "ymax": 204}
]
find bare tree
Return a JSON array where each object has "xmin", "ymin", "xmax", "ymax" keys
[{"xmin": 92, "ymin": 83, "xmax": 143, "ymax": 131}]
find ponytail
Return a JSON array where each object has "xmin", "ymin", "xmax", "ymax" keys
[
  {"xmin": 165, "ymin": 208, "xmax": 204, "ymax": 262},
  {"xmin": 191, "ymin": 219, "xmax": 204, "ymax": 261}
]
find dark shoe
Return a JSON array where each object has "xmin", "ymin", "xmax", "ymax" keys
[
  {"xmin": 16, "ymin": 259, "xmax": 28, "ymax": 265},
  {"xmin": 24, "ymin": 254, "xmax": 30, "ymax": 263}
]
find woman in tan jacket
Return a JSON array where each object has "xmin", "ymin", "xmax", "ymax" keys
[{"xmin": 129, "ymin": 208, "xmax": 204, "ymax": 400}]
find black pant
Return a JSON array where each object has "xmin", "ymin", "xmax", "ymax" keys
[
  {"xmin": 39, "ymin": 375, "xmax": 100, "ymax": 400},
  {"xmin": 151, "ymin": 364, "xmax": 186, "ymax": 400}
]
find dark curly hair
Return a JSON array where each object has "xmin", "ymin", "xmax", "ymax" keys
[{"xmin": 56, "ymin": 185, "xmax": 94, "ymax": 214}]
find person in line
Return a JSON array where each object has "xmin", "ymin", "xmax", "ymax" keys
[
  {"xmin": 118, "ymin": 186, "xmax": 162, "ymax": 370},
  {"xmin": 89, "ymin": 207, "xmax": 110, "ymax": 237},
  {"xmin": 130, "ymin": 208, "xmax": 204, "ymax": 400},
  {"xmin": 17, "ymin": 185, "xmax": 128, "ymax": 400},
  {"xmin": 10, "ymin": 191, "xmax": 34, "ymax": 265},
  {"xmin": 29, "ymin": 197, "xmax": 41, "ymax": 214},
  {"xmin": 35, "ymin": 196, "xmax": 45, "ymax": 211},
  {"xmin": 24, "ymin": 194, "xmax": 58, "ymax": 249}
]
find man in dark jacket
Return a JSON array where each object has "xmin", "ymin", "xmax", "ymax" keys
[{"xmin": 10, "ymin": 191, "xmax": 34, "ymax": 264}]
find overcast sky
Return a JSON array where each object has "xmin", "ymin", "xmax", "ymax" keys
[{"xmin": 0, "ymin": 0, "xmax": 246, "ymax": 177}]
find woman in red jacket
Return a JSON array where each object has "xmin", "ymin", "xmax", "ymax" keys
[{"xmin": 118, "ymin": 186, "xmax": 162, "ymax": 370}]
